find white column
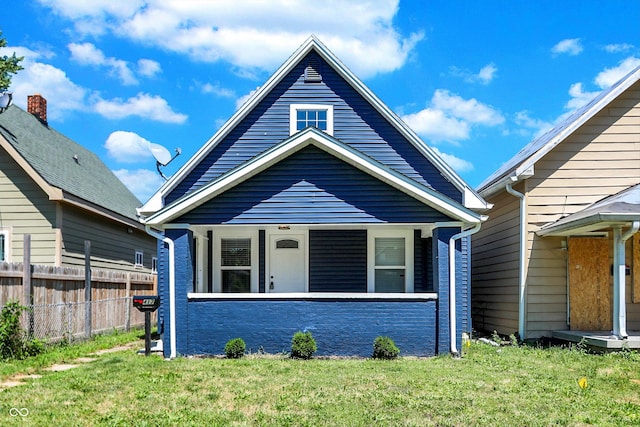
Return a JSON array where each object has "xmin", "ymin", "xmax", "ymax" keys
[{"xmin": 612, "ymin": 227, "xmax": 626, "ymax": 338}]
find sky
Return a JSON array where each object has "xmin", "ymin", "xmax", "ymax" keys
[{"xmin": 1, "ymin": 0, "xmax": 639, "ymax": 203}]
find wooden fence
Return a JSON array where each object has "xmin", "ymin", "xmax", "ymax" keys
[{"xmin": 0, "ymin": 262, "xmax": 157, "ymax": 342}]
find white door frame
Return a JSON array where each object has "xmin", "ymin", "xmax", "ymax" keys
[{"xmin": 265, "ymin": 228, "xmax": 309, "ymax": 293}]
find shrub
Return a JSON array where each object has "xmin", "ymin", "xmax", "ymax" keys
[
  {"xmin": 0, "ymin": 300, "xmax": 44, "ymax": 360},
  {"xmin": 224, "ymin": 338, "xmax": 246, "ymax": 359},
  {"xmin": 372, "ymin": 336, "xmax": 400, "ymax": 359},
  {"xmin": 291, "ymin": 331, "xmax": 317, "ymax": 359}
]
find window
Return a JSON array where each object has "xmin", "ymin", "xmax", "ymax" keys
[
  {"xmin": 151, "ymin": 257, "xmax": 158, "ymax": 273},
  {"xmin": 135, "ymin": 251, "xmax": 143, "ymax": 268},
  {"xmin": 221, "ymin": 238, "xmax": 251, "ymax": 292},
  {"xmin": 0, "ymin": 230, "xmax": 7, "ymax": 262},
  {"xmin": 290, "ymin": 104, "xmax": 333, "ymax": 135},
  {"xmin": 368, "ymin": 229, "xmax": 414, "ymax": 293}
]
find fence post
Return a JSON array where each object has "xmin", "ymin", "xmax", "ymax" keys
[
  {"xmin": 125, "ymin": 272, "xmax": 131, "ymax": 331},
  {"xmin": 23, "ymin": 234, "xmax": 34, "ymax": 337},
  {"xmin": 84, "ymin": 240, "xmax": 92, "ymax": 339}
]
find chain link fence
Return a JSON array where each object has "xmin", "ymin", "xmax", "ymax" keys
[{"xmin": 13, "ymin": 297, "xmax": 156, "ymax": 344}]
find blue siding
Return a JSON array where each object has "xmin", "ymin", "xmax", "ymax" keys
[
  {"xmin": 181, "ymin": 298, "xmax": 437, "ymax": 357},
  {"xmin": 167, "ymin": 51, "xmax": 460, "ymax": 205},
  {"xmin": 309, "ymin": 230, "xmax": 367, "ymax": 292},
  {"xmin": 177, "ymin": 146, "xmax": 451, "ymax": 225}
]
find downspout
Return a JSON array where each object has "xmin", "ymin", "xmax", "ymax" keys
[
  {"xmin": 613, "ymin": 221, "xmax": 640, "ymax": 339},
  {"xmin": 506, "ymin": 181, "xmax": 526, "ymax": 340},
  {"xmin": 449, "ymin": 223, "xmax": 482, "ymax": 356},
  {"xmin": 145, "ymin": 226, "xmax": 177, "ymax": 359}
]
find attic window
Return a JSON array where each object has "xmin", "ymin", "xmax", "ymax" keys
[
  {"xmin": 304, "ymin": 58, "xmax": 322, "ymax": 82},
  {"xmin": 290, "ymin": 104, "xmax": 334, "ymax": 136}
]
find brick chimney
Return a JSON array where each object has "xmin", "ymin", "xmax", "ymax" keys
[{"xmin": 27, "ymin": 94, "xmax": 47, "ymax": 125}]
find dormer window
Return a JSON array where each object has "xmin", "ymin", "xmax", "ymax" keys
[{"xmin": 290, "ymin": 104, "xmax": 333, "ymax": 136}]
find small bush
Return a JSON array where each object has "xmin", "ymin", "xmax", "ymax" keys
[
  {"xmin": 0, "ymin": 300, "xmax": 44, "ymax": 360},
  {"xmin": 224, "ymin": 338, "xmax": 246, "ymax": 359},
  {"xmin": 372, "ymin": 336, "xmax": 400, "ymax": 359},
  {"xmin": 291, "ymin": 331, "xmax": 317, "ymax": 359}
]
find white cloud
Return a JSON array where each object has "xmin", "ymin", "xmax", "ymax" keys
[
  {"xmin": 565, "ymin": 82, "xmax": 600, "ymax": 110},
  {"xmin": 93, "ymin": 92, "xmax": 188, "ymax": 123},
  {"xmin": 603, "ymin": 43, "xmax": 634, "ymax": 53},
  {"xmin": 137, "ymin": 59, "xmax": 161, "ymax": 77},
  {"xmin": 235, "ymin": 88, "xmax": 258, "ymax": 110},
  {"xmin": 37, "ymin": 0, "xmax": 422, "ymax": 79},
  {"xmin": 401, "ymin": 90, "xmax": 503, "ymax": 144},
  {"xmin": 1, "ymin": 46, "xmax": 86, "ymax": 120},
  {"xmin": 113, "ymin": 168, "xmax": 164, "ymax": 203},
  {"xmin": 431, "ymin": 147, "xmax": 473, "ymax": 173},
  {"xmin": 68, "ymin": 42, "xmax": 138, "ymax": 85},
  {"xmin": 104, "ymin": 130, "xmax": 153, "ymax": 163},
  {"xmin": 450, "ymin": 63, "xmax": 497, "ymax": 85},
  {"xmin": 514, "ymin": 111, "xmax": 553, "ymax": 138},
  {"xmin": 201, "ymin": 82, "xmax": 235, "ymax": 98},
  {"xmin": 552, "ymin": 38, "xmax": 583, "ymax": 56},
  {"xmin": 594, "ymin": 56, "xmax": 640, "ymax": 88}
]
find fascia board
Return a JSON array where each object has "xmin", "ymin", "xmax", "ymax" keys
[
  {"xmin": 140, "ymin": 38, "xmax": 319, "ymax": 214},
  {"xmin": 0, "ymin": 134, "xmax": 63, "ymax": 200},
  {"xmin": 144, "ymin": 128, "xmax": 482, "ymax": 226},
  {"xmin": 537, "ymin": 213, "xmax": 640, "ymax": 237}
]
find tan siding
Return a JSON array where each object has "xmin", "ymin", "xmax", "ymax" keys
[
  {"xmin": 0, "ymin": 147, "xmax": 57, "ymax": 264},
  {"xmin": 522, "ymin": 82, "xmax": 640, "ymax": 338},
  {"xmin": 61, "ymin": 205, "xmax": 157, "ymax": 272},
  {"xmin": 472, "ymin": 190, "xmax": 520, "ymax": 335}
]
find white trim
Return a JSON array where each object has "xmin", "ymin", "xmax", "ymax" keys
[
  {"xmin": 289, "ymin": 104, "xmax": 334, "ymax": 136},
  {"xmin": 0, "ymin": 228, "xmax": 10, "ymax": 262},
  {"xmin": 212, "ymin": 229, "xmax": 258, "ymax": 293},
  {"xmin": 367, "ymin": 228, "xmax": 414, "ymax": 293},
  {"xmin": 188, "ymin": 292, "xmax": 437, "ymax": 300},
  {"xmin": 143, "ymin": 128, "xmax": 483, "ymax": 226},
  {"xmin": 265, "ymin": 228, "xmax": 309, "ymax": 293},
  {"xmin": 138, "ymin": 36, "xmax": 488, "ymax": 216}
]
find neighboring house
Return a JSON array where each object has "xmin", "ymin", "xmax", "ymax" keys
[
  {"xmin": 472, "ymin": 66, "xmax": 640, "ymax": 347},
  {"xmin": 0, "ymin": 95, "xmax": 157, "ymax": 272},
  {"xmin": 139, "ymin": 36, "xmax": 489, "ymax": 358}
]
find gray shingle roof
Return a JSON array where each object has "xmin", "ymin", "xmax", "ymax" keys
[{"xmin": 0, "ymin": 104, "xmax": 142, "ymax": 221}]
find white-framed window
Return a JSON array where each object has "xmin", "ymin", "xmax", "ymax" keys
[
  {"xmin": 151, "ymin": 257, "xmax": 158, "ymax": 273},
  {"xmin": 290, "ymin": 104, "xmax": 334, "ymax": 136},
  {"xmin": 213, "ymin": 230, "xmax": 258, "ymax": 293},
  {"xmin": 135, "ymin": 251, "xmax": 144, "ymax": 268},
  {"xmin": 367, "ymin": 229, "xmax": 414, "ymax": 293},
  {"xmin": 0, "ymin": 229, "xmax": 9, "ymax": 262}
]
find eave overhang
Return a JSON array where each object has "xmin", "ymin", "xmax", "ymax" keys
[
  {"xmin": 142, "ymin": 128, "xmax": 485, "ymax": 227},
  {"xmin": 537, "ymin": 213, "xmax": 640, "ymax": 237}
]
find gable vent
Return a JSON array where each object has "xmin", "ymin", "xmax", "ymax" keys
[{"xmin": 304, "ymin": 58, "xmax": 322, "ymax": 83}]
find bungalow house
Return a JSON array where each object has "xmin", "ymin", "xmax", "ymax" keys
[
  {"xmin": 139, "ymin": 36, "xmax": 490, "ymax": 358},
  {"xmin": 0, "ymin": 95, "xmax": 157, "ymax": 272},
  {"xmin": 472, "ymin": 66, "xmax": 640, "ymax": 348}
]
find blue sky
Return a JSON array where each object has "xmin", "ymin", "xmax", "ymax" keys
[{"xmin": 1, "ymin": 1, "xmax": 639, "ymax": 202}]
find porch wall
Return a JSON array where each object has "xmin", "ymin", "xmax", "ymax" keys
[{"xmin": 182, "ymin": 298, "xmax": 437, "ymax": 356}]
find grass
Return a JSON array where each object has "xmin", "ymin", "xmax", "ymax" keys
[{"xmin": 1, "ymin": 337, "xmax": 640, "ymax": 426}]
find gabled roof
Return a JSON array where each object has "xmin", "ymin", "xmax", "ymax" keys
[
  {"xmin": 143, "ymin": 127, "xmax": 484, "ymax": 226},
  {"xmin": 537, "ymin": 183, "xmax": 640, "ymax": 236},
  {"xmin": 0, "ymin": 104, "xmax": 143, "ymax": 224},
  {"xmin": 478, "ymin": 65, "xmax": 640, "ymax": 197},
  {"xmin": 140, "ymin": 35, "xmax": 488, "ymax": 215}
]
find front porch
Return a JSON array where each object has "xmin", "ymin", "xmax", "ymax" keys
[{"xmin": 552, "ymin": 330, "xmax": 640, "ymax": 350}]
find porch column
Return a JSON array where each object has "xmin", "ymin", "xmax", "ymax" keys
[
  {"xmin": 613, "ymin": 222, "xmax": 640, "ymax": 339},
  {"xmin": 433, "ymin": 226, "xmax": 459, "ymax": 355}
]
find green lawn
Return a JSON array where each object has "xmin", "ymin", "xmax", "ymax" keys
[{"xmin": 1, "ymin": 335, "xmax": 640, "ymax": 426}]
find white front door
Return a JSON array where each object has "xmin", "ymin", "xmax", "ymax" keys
[{"xmin": 268, "ymin": 233, "xmax": 306, "ymax": 292}]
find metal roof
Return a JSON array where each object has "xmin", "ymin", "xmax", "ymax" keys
[
  {"xmin": 478, "ymin": 65, "xmax": 640, "ymax": 197},
  {"xmin": 0, "ymin": 104, "xmax": 143, "ymax": 221}
]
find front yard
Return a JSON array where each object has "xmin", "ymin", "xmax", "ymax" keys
[{"xmin": 1, "ymin": 333, "xmax": 640, "ymax": 426}]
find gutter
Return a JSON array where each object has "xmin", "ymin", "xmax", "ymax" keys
[
  {"xmin": 449, "ymin": 223, "xmax": 482, "ymax": 356},
  {"xmin": 144, "ymin": 226, "xmax": 177, "ymax": 359},
  {"xmin": 613, "ymin": 221, "xmax": 640, "ymax": 338},
  {"xmin": 506, "ymin": 181, "xmax": 527, "ymax": 340}
]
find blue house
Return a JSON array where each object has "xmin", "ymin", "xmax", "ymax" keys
[{"xmin": 139, "ymin": 36, "xmax": 489, "ymax": 358}]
